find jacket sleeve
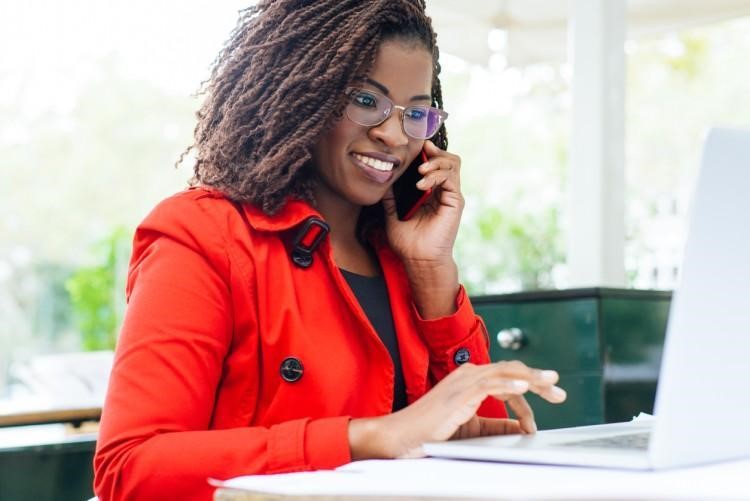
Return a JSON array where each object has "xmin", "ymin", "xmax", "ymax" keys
[
  {"xmin": 94, "ymin": 194, "xmax": 351, "ymax": 501},
  {"xmin": 412, "ymin": 286, "xmax": 507, "ymax": 418}
]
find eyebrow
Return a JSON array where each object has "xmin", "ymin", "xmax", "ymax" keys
[{"xmin": 365, "ymin": 77, "xmax": 432, "ymax": 102}]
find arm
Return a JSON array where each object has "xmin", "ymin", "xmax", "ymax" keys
[
  {"xmin": 411, "ymin": 283, "xmax": 506, "ymax": 418},
  {"xmin": 384, "ymin": 141, "xmax": 505, "ymax": 417},
  {"xmin": 94, "ymin": 194, "xmax": 351, "ymax": 501}
]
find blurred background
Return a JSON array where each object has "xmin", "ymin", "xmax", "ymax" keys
[{"xmin": 1, "ymin": 0, "xmax": 749, "ymax": 388}]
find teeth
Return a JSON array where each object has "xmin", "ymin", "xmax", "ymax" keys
[{"xmin": 354, "ymin": 153, "xmax": 394, "ymax": 172}]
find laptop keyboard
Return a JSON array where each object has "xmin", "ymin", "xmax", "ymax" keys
[{"xmin": 559, "ymin": 432, "xmax": 651, "ymax": 450}]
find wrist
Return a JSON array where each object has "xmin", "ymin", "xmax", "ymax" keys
[
  {"xmin": 404, "ymin": 260, "xmax": 459, "ymax": 319},
  {"xmin": 348, "ymin": 417, "xmax": 392, "ymax": 460},
  {"xmin": 403, "ymin": 258, "xmax": 457, "ymax": 290},
  {"xmin": 349, "ymin": 413, "xmax": 426, "ymax": 460}
]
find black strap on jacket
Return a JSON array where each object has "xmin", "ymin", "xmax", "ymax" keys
[
  {"xmin": 231, "ymin": 201, "xmax": 329, "ymax": 269},
  {"xmin": 289, "ymin": 217, "xmax": 329, "ymax": 268}
]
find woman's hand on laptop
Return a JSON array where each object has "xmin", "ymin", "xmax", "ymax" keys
[{"xmin": 348, "ymin": 360, "xmax": 567, "ymax": 460}]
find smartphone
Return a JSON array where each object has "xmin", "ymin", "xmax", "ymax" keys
[{"xmin": 393, "ymin": 149, "xmax": 432, "ymax": 221}]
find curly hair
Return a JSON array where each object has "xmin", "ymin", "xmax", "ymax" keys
[{"xmin": 184, "ymin": 0, "xmax": 448, "ymax": 215}]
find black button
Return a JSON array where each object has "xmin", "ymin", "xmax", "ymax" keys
[
  {"xmin": 280, "ymin": 357, "xmax": 304, "ymax": 382},
  {"xmin": 454, "ymin": 347, "xmax": 471, "ymax": 365}
]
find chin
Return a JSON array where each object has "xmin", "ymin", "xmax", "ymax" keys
[{"xmin": 349, "ymin": 191, "xmax": 387, "ymax": 208}]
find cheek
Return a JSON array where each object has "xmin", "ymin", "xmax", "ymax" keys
[
  {"xmin": 312, "ymin": 123, "xmax": 355, "ymax": 178},
  {"xmin": 313, "ymin": 128, "xmax": 343, "ymax": 165},
  {"xmin": 323, "ymin": 119, "xmax": 357, "ymax": 150}
]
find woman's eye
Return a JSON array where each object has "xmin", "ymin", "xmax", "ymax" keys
[
  {"xmin": 353, "ymin": 92, "xmax": 378, "ymax": 108},
  {"xmin": 405, "ymin": 107, "xmax": 427, "ymax": 121}
]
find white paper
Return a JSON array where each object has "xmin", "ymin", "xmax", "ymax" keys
[
  {"xmin": 216, "ymin": 456, "xmax": 750, "ymax": 499},
  {"xmin": 631, "ymin": 412, "xmax": 655, "ymax": 422}
]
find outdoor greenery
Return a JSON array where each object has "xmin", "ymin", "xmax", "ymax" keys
[
  {"xmin": 1, "ymin": 54, "xmax": 192, "ymax": 363},
  {"xmin": 64, "ymin": 228, "xmax": 130, "ymax": 351}
]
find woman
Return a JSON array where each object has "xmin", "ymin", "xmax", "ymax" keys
[{"xmin": 94, "ymin": 1, "xmax": 566, "ymax": 499}]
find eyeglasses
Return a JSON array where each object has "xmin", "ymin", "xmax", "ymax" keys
[{"xmin": 344, "ymin": 87, "xmax": 448, "ymax": 140}]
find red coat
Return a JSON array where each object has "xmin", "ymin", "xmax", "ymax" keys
[{"xmin": 94, "ymin": 187, "xmax": 506, "ymax": 501}]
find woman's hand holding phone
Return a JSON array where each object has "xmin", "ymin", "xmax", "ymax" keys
[{"xmin": 383, "ymin": 140, "xmax": 465, "ymax": 319}]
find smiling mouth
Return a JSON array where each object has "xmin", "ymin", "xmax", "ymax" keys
[
  {"xmin": 350, "ymin": 152, "xmax": 398, "ymax": 184},
  {"xmin": 352, "ymin": 153, "xmax": 395, "ymax": 172}
]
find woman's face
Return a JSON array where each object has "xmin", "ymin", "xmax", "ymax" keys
[{"xmin": 312, "ymin": 40, "xmax": 434, "ymax": 210}]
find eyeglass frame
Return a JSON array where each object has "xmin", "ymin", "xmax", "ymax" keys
[{"xmin": 343, "ymin": 86, "xmax": 449, "ymax": 140}]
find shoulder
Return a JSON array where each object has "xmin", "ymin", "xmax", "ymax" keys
[
  {"xmin": 145, "ymin": 186, "xmax": 236, "ymax": 227},
  {"xmin": 134, "ymin": 186, "xmax": 242, "ymax": 263},
  {"xmin": 141, "ymin": 186, "xmax": 246, "ymax": 237}
]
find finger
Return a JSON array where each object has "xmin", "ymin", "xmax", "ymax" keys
[
  {"xmin": 451, "ymin": 418, "xmax": 522, "ymax": 439},
  {"xmin": 422, "ymin": 139, "xmax": 443, "ymax": 156},
  {"xmin": 490, "ymin": 363, "xmax": 564, "ymax": 403},
  {"xmin": 418, "ymin": 164, "xmax": 462, "ymax": 195},
  {"xmin": 491, "ymin": 361, "xmax": 560, "ymax": 386},
  {"xmin": 452, "ymin": 417, "xmax": 481, "ymax": 440},
  {"xmin": 446, "ymin": 362, "xmax": 526, "ymax": 395},
  {"xmin": 477, "ymin": 417, "xmax": 523, "ymax": 436},
  {"xmin": 441, "ymin": 364, "xmax": 535, "ymax": 405},
  {"xmin": 416, "ymin": 171, "xmax": 450, "ymax": 191},
  {"xmin": 531, "ymin": 384, "xmax": 567, "ymax": 404},
  {"xmin": 469, "ymin": 363, "xmax": 564, "ymax": 406},
  {"xmin": 476, "ymin": 377, "xmax": 531, "ymax": 400},
  {"xmin": 438, "ymin": 375, "xmax": 530, "ymax": 419},
  {"xmin": 421, "ymin": 141, "xmax": 460, "ymax": 171},
  {"xmin": 422, "ymin": 140, "xmax": 460, "ymax": 163},
  {"xmin": 418, "ymin": 158, "xmax": 457, "ymax": 175},
  {"xmin": 506, "ymin": 394, "xmax": 537, "ymax": 434}
]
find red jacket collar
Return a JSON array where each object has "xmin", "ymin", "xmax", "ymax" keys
[
  {"xmin": 192, "ymin": 185, "xmax": 322, "ymax": 233},
  {"xmin": 197, "ymin": 186, "xmax": 384, "ymax": 243},
  {"xmin": 241, "ymin": 196, "xmax": 390, "ymax": 250},
  {"xmin": 241, "ymin": 198, "xmax": 324, "ymax": 233}
]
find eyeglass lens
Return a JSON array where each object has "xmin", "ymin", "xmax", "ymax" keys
[{"xmin": 345, "ymin": 88, "xmax": 445, "ymax": 139}]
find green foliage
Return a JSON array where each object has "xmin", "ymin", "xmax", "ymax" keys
[
  {"xmin": 64, "ymin": 228, "xmax": 131, "ymax": 351},
  {"xmin": 447, "ymin": 77, "xmax": 569, "ymax": 294},
  {"xmin": 664, "ymin": 35, "xmax": 708, "ymax": 79},
  {"xmin": 458, "ymin": 202, "xmax": 565, "ymax": 294},
  {"xmin": 2, "ymin": 50, "xmax": 190, "ymax": 356}
]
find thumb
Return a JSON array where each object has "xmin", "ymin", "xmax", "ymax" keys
[
  {"xmin": 382, "ymin": 186, "xmax": 398, "ymax": 222},
  {"xmin": 422, "ymin": 139, "xmax": 441, "ymax": 156}
]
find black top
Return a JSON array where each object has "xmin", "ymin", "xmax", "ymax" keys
[{"xmin": 340, "ymin": 268, "xmax": 408, "ymax": 411}]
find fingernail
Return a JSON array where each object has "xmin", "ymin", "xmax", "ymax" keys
[
  {"xmin": 540, "ymin": 370, "xmax": 558, "ymax": 382},
  {"xmin": 511, "ymin": 380, "xmax": 529, "ymax": 391},
  {"xmin": 550, "ymin": 386, "xmax": 567, "ymax": 400}
]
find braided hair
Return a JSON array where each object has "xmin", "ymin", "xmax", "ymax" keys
[{"xmin": 185, "ymin": 0, "xmax": 448, "ymax": 215}]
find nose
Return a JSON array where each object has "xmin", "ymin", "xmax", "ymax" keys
[{"xmin": 368, "ymin": 110, "xmax": 409, "ymax": 149}]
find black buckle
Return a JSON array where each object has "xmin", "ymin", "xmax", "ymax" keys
[{"xmin": 290, "ymin": 217, "xmax": 329, "ymax": 268}]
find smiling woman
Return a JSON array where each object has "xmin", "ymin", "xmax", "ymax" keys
[{"xmin": 93, "ymin": 2, "xmax": 566, "ymax": 500}]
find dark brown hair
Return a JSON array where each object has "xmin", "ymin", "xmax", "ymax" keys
[{"xmin": 185, "ymin": 0, "xmax": 448, "ymax": 215}]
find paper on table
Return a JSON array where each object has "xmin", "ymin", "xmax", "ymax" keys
[
  {"xmin": 213, "ymin": 456, "xmax": 750, "ymax": 499},
  {"xmin": 632, "ymin": 412, "xmax": 655, "ymax": 422}
]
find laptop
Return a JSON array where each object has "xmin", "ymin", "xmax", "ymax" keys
[{"xmin": 424, "ymin": 127, "xmax": 750, "ymax": 470}]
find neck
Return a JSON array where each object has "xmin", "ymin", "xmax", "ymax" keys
[
  {"xmin": 312, "ymin": 189, "xmax": 361, "ymax": 242},
  {"xmin": 312, "ymin": 182, "xmax": 380, "ymax": 276}
]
